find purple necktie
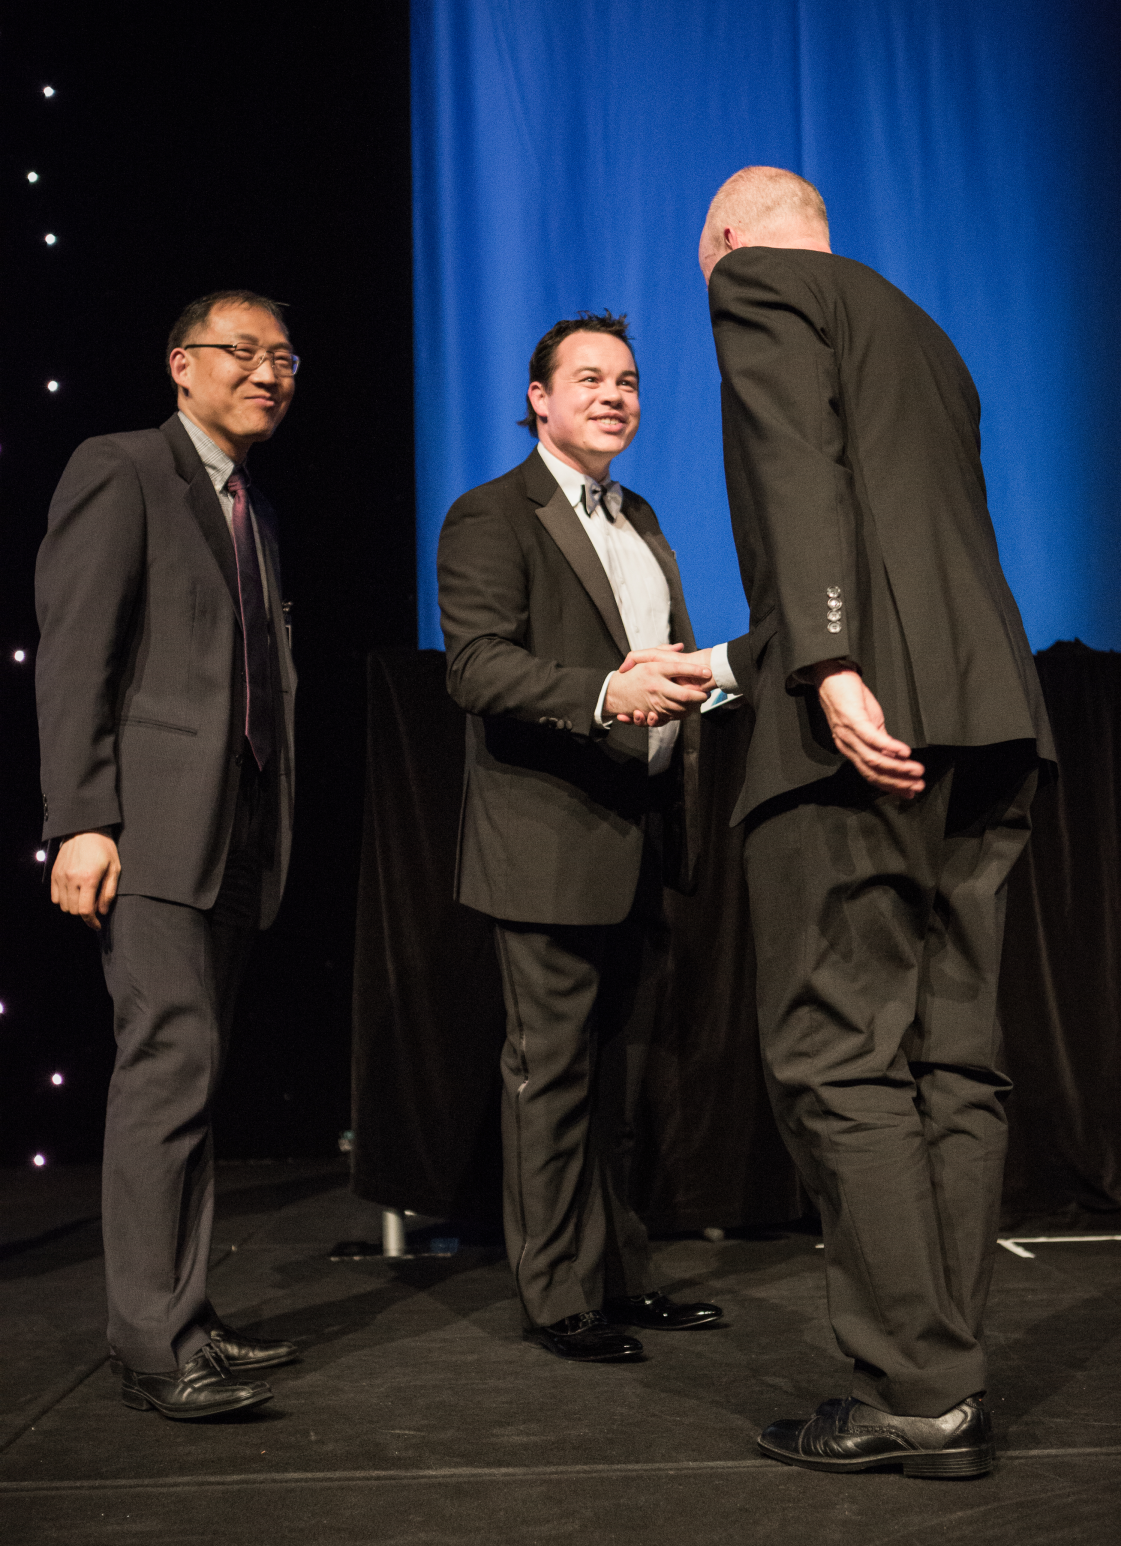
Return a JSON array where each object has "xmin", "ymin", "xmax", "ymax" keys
[{"xmin": 227, "ymin": 469, "xmax": 274, "ymax": 770}]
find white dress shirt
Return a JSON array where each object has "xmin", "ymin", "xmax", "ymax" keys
[
  {"xmin": 535, "ymin": 443, "xmax": 679, "ymax": 775},
  {"xmin": 178, "ymin": 411, "xmax": 270, "ymax": 618},
  {"xmin": 709, "ymin": 641, "xmax": 737, "ymax": 691}
]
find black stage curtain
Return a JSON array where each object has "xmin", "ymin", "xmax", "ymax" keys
[
  {"xmin": 352, "ymin": 642, "xmax": 1121, "ymax": 1226},
  {"xmin": 1000, "ymin": 642, "xmax": 1121, "ymax": 1214}
]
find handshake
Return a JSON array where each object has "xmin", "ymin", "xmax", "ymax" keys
[{"xmin": 604, "ymin": 643, "xmax": 719, "ymax": 727}]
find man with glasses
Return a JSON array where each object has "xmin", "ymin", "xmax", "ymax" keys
[{"xmin": 36, "ymin": 290, "xmax": 300, "ymax": 1419}]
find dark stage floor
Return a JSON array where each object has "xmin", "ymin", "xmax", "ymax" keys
[{"xmin": 1, "ymin": 1161, "xmax": 1118, "ymax": 1545}]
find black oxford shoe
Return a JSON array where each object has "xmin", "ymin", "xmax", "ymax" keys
[
  {"xmin": 758, "ymin": 1395, "xmax": 994, "ymax": 1478},
  {"xmin": 525, "ymin": 1311, "xmax": 644, "ymax": 1362},
  {"xmin": 604, "ymin": 1291, "xmax": 724, "ymax": 1330},
  {"xmin": 203, "ymin": 1314, "xmax": 300, "ymax": 1371},
  {"xmin": 121, "ymin": 1344, "xmax": 273, "ymax": 1420}
]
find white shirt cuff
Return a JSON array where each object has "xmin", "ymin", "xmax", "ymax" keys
[
  {"xmin": 709, "ymin": 642, "xmax": 739, "ymax": 692},
  {"xmin": 594, "ymin": 672, "xmax": 616, "ymax": 728}
]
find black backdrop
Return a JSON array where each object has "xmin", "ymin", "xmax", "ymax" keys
[
  {"xmin": 0, "ymin": 5, "xmax": 415, "ymax": 1166},
  {"xmin": 3, "ymin": 11, "xmax": 1118, "ymax": 1223},
  {"xmin": 352, "ymin": 643, "xmax": 1121, "ymax": 1228}
]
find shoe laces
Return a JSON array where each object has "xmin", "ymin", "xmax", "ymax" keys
[{"xmin": 563, "ymin": 1311, "xmax": 606, "ymax": 1334}]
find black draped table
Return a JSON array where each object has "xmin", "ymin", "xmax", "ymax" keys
[{"xmin": 351, "ymin": 642, "xmax": 1121, "ymax": 1228}]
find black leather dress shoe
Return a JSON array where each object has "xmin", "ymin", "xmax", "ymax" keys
[
  {"xmin": 121, "ymin": 1344, "xmax": 273, "ymax": 1420},
  {"xmin": 525, "ymin": 1311, "xmax": 644, "ymax": 1362},
  {"xmin": 203, "ymin": 1315, "xmax": 300, "ymax": 1370},
  {"xmin": 603, "ymin": 1291, "xmax": 724, "ymax": 1330},
  {"xmin": 758, "ymin": 1396, "xmax": 994, "ymax": 1478}
]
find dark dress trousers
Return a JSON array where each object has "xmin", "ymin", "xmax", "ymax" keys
[
  {"xmin": 709, "ymin": 247, "xmax": 1055, "ymax": 1416},
  {"xmin": 35, "ymin": 413, "xmax": 296, "ymax": 1372},
  {"xmin": 438, "ymin": 449, "xmax": 699, "ymax": 1326}
]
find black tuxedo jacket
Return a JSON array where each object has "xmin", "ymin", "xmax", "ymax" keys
[
  {"xmin": 709, "ymin": 247, "xmax": 1055, "ymax": 822},
  {"xmin": 35, "ymin": 414, "xmax": 296, "ymax": 926},
  {"xmin": 437, "ymin": 448, "xmax": 700, "ymax": 926}
]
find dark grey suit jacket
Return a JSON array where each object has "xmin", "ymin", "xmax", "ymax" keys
[
  {"xmin": 437, "ymin": 448, "xmax": 700, "ymax": 927},
  {"xmin": 709, "ymin": 247, "xmax": 1055, "ymax": 823},
  {"xmin": 35, "ymin": 414, "xmax": 296, "ymax": 927}
]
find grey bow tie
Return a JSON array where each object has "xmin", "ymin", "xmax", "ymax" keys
[{"xmin": 584, "ymin": 479, "xmax": 620, "ymax": 522}]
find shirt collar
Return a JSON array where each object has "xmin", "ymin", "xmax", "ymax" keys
[
  {"xmin": 178, "ymin": 410, "xmax": 240, "ymax": 495},
  {"xmin": 534, "ymin": 442, "xmax": 620, "ymax": 518},
  {"xmin": 534, "ymin": 443, "xmax": 589, "ymax": 511}
]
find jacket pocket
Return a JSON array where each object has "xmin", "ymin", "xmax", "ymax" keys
[{"xmin": 119, "ymin": 716, "xmax": 198, "ymax": 736}]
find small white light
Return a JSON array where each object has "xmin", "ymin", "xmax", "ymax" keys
[
  {"xmin": 33, "ymin": 1154, "xmax": 46, "ymax": 1167},
  {"xmin": 43, "ymin": 86, "xmax": 56, "ymax": 98},
  {"xmin": 0, "ymin": 1001, "xmax": 5, "ymax": 1013},
  {"xmin": 44, "ymin": 233, "xmax": 57, "ymax": 246},
  {"xmin": 27, "ymin": 171, "xmax": 40, "ymax": 184},
  {"xmin": 35, "ymin": 849, "xmax": 48, "ymax": 863},
  {"xmin": 47, "ymin": 380, "xmax": 59, "ymax": 393},
  {"xmin": 51, "ymin": 1073, "xmax": 64, "ymax": 1087},
  {"xmin": 14, "ymin": 649, "xmax": 26, "ymax": 662}
]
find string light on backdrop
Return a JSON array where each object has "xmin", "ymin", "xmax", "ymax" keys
[{"xmin": 13, "ymin": 70, "xmax": 68, "ymax": 1173}]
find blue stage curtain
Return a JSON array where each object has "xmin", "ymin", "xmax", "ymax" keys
[{"xmin": 412, "ymin": 0, "xmax": 1120, "ymax": 654}]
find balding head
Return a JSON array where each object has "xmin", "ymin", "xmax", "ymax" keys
[{"xmin": 699, "ymin": 166, "xmax": 831, "ymax": 282}]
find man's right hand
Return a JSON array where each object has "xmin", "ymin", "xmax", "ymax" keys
[
  {"xmin": 603, "ymin": 655, "xmax": 712, "ymax": 724},
  {"xmin": 51, "ymin": 832, "xmax": 121, "ymax": 931}
]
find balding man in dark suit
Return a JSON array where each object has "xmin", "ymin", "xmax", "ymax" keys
[{"xmin": 629, "ymin": 168, "xmax": 1053, "ymax": 1476}]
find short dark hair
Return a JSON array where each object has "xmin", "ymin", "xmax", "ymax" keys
[
  {"xmin": 165, "ymin": 290, "xmax": 289, "ymax": 377},
  {"xmin": 518, "ymin": 310, "xmax": 636, "ymax": 435}
]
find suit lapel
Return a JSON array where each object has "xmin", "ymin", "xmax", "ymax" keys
[
  {"xmin": 525, "ymin": 450, "xmax": 698, "ymax": 656},
  {"xmin": 159, "ymin": 415, "xmax": 240, "ymax": 616},
  {"xmin": 526, "ymin": 457, "xmax": 631, "ymax": 658}
]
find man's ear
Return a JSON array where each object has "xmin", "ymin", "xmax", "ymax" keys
[
  {"xmin": 526, "ymin": 380, "xmax": 548, "ymax": 421},
  {"xmin": 168, "ymin": 348, "xmax": 192, "ymax": 396}
]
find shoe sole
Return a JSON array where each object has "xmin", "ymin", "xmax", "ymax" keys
[
  {"xmin": 222, "ymin": 1351, "xmax": 301, "ymax": 1370},
  {"xmin": 523, "ymin": 1333, "xmax": 643, "ymax": 1363},
  {"xmin": 122, "ymin": 1388, "xmax": 274, "ymax": 1420},
  {"xmin": 757, "ymin": 1438, "xmax": 994, "ymax": 1478},
  {"xmin": 612, "ymin": 1317, "xmax": 724, "ymax": 1331}
]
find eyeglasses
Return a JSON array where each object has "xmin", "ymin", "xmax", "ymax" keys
[{"xmin": 183, "ymin": 343, "xmax": 300, "ymax": 376}]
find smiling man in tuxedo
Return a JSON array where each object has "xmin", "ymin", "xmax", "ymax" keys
[
  {"xmin": 437, "ymin": 312, "xmax": 723, "ymax": 1362},
  {"xmin": 36, "ymin": 290, "xmax": 300, "ymax": 1419}
]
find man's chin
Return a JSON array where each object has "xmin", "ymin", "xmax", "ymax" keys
[
  {"xmin": 586, "ymin": 427, "xmax": 633, "ymax": 449},
  {"xmin": 237, "ymin": 415, "xmax": 282, "ymax": 443}
]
